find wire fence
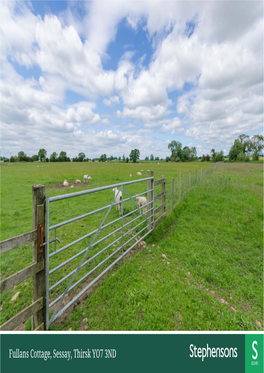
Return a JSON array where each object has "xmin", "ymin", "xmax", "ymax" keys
[{"xmin": 155, "ymin": 162, "xmax": 223, "ymax": 219}]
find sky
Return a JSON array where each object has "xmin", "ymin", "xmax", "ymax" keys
[{"xmin": 0, "ymin": 0, "xmax": 263, "ymax": 159}]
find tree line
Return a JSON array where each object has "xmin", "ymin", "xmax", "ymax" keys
[{"xmin": 4, "ymin": 134, "xmax": 263, "ymax": 164}]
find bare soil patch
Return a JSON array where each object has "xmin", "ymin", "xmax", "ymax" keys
[{"xmin": 49, "ymin": 181, "xmax": 90, "ymax": 189}]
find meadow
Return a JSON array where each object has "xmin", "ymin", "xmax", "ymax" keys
[{"xmin": 0, "ymin": 161, "xmax": 263, "ymax": 331}]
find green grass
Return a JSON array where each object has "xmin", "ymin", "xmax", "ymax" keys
[{"xmin": 0, "ymin": 162, "xmax": 263, "ymax": 331}]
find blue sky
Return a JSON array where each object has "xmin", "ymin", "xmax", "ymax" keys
[{"xmin": 1, "ymin": 1, "xmax": 263, "ymax": 159}]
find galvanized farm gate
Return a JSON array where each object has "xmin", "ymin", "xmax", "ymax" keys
[{"xmin": 46, "ymin": 173, "xmax": 155, "ymax": 329}]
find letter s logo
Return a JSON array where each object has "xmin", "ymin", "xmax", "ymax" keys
[{"xmin": 252, "ymin": 341, "xmax": 258, "ymax": 360}]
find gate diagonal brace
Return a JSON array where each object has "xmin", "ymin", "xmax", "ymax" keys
[
  {"xmin": 122, "ymin": 186, "xmax": 149, "ymax": 225},
  {"xmin": 49, "ymin": 187, "xmax": 123, "ymax": 326}
]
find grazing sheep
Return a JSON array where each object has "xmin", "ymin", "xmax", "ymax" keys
[
  {"xmin": 141, "ymin": 170, "xmax": 144, "ymax": 172},
  {"xmin": 84, "ymin": 174, "xmax": 88, "ymax": 182},
  {"xmin": 71, "ymin": 185, "xmax": 74, "ymax": 188},
  {"xmin": 130, "ymin": 174, "xmax": 132, "ymax": 177},
  {"xmin": 137, "ymin": 172, "xmax": 142, "ymax": 176},
  {"xmin": 112, "ymin": 187, "xmax": 122, "ymax": 215},
  {"xmin": 87, "ymin": 176, "xmax": 92, "ymax": 180},
  {"xmin": 136, "ymin": 194, "xmax": 147, "ymax": 214},
  {"xmin": 75, "ymin": 179, "xmax": 81, "ymax": 183},
  {"xmin": 63, "ymin": 180, "xmax": 69, "ymax": 186}
]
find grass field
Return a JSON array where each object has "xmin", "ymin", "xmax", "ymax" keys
[{"xmin": 0, "ymin": 161, "xmax": 263, "ymax": 331}]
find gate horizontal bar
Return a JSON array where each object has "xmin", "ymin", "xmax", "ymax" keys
[
  {"xmin": 49, "ymin": 199, "xmax": 153, "ymax": 258},
  {"xmin": 48, "ymin": 221, "xmax": 153, "ymax": 311},
  {"xmin": 49, "ymin": 212, "xmax": 154, "ymax": 291},
  {"xmin": 49, "ymin": 177, "xmax": 154, "ymax": 202},
  {"xmin": 49, "ymin": 189, "xmax": 153, "ymax": 231},
  {"xmin": 49, "ymin": 207, "xmax": 153, "ymax": 275}
]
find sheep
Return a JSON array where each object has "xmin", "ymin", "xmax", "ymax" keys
[
  {"xmin": 141, "ymin": 170, "xmax": 144, "ymax": 172},
  {"xmin": 112, "ymin": 187, "xmax": 122, "ymax": 215},
  {"xmin": 87, "ymin": 176, "xmax": 92, "ymax": 180},
  {"xmin": 63, "ymin": 180, "xmax": 69, "ymax": 186},
  {"xmin": 136, "ymin": 194, "xmax": 147, "ymax": 214},
  {"xmin": 71, "ymin": 185, "xmax": 74, "ymax": 188},
  {"xmin": 137, "ymin": 172, "xmax": 142, "ymax": 176},
  {"xmin": 129, "ymin": 174, "xmax": 132, "ymax": 177},
  {"xmin": 83, "ymin": 174, "xmax": 88, "ymax": 182},
  {"xmin": 75, "ymin": 179, "xmax": 81, "ymax": 183}
]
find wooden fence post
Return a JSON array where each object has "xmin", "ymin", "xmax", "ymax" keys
[
  {"xmin": 171, "ymin": 177, "xmax": 174, "ymax": 211},
  {"xmin": 147, "ymin": 171, "xmax": 154, "ymax": 231},
  {"xmin": 189, "ymin": 170, "xmax": 191, "ymax": 190},
  {"xmin": 32, "ymin": 184, "xmax": 46, "ymax": 330},
  {"xmin": 162, "ymin": 175, "xmax": 166, "ymax": 215},
  {"xmin": 179, "ymin": 171, "xmax": 181, "ymax": 200}
]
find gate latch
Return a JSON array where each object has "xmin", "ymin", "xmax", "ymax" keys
[{"xmin": 37, "ymin": 223, "xmax": 44, "ymax": 254}]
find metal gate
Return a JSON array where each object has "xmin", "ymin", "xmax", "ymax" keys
[{"xmin": 46, "ymin": 176, "xmax": 154, "ymax": 329}]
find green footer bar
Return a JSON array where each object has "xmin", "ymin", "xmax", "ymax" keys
[{"xmin": 1, "ymin": 334, "xmax": 263, "ymax": 373}]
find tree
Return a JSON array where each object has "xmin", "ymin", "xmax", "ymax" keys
[
  {"xmin": 206, "ymin": 154, "xmax": 210, "ymax": 162},
  {"xmin": 59, "ymin": 151, "xmax": 67, "ymax": 161},
  {"xmin": 18, "ymin": 151, "xmax": 26, "ymax": 162},
  {"xmin": 10, "ymin": 156, "xmax": 15, "ymax": 162},
  {"xmin": 50, "ymin": 152, "xmax": 58, "ymax": 162},
  {"xmin": 99, "ymin": 154, "xmax": 107, "ymax": 162},
  {"xmin": 126, "ymin": 157, "xmax": 129, "ymax": 163},
  {"xmin": 122, "ymin": 154, "xmax": 125, "ymax": 162},
  {"xmin": 228, "ymin": 140, "xmax": 244, "ymax": 161},
  {"xmin": 168, "ymin": 140, "xmax": 182, "ymax": 160},
  {"xmin": 78, "ymin": 152, "xmax": 86, "ymax": 162},
  {"xmin": 32, "ymin": 154, "xmax": 39, "ymax": 161},
  {"xmin": 150, "ymin": 154, "xmax": 154, "ymax": 161},
  {"xmin": 237, "ymin": 134, "xmax": 251, "ymax": 154},
  {"xmin": 165, "ymin": 157, "xmax": 169, "ymax": 162},
  {"xmin": 118, "ymin": 156, "xmax": 121, "ymax": 161},
  {"xmin": 145, "ymin": 156, "xmax": 149, "ymax": 161},
  {"xmin": 250, "ymin": 134, "xmax": 264, "ymax": 160},
  {"xmin": 201, "ymin": 155, "xmax": 206, "ymax": 162},
  {"xmin": 155, "ymin": 156, "xmax": 159, "ymax": 161},
  {"xmin": 38, "ymin": 148, "xmax": 47, "ymax": 161},
  {"xmin": 129, "ymin": 149, "xmax": 140, "ymax": 163}
]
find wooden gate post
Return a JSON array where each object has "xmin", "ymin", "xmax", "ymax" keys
[
  {"xmin": 171, "ymin": 177, "xmax": 174, "ymax": 211},
  {"xmin": 147, "ymin": 171, "xmax": 154, "ymax": 231},
  {"xmin": 32, "ymin": 184, "xmax": 46, "ymax": 330},
  {"xmin": 179, "ymin": 171, "xmax": 181, "ymax": 200}
]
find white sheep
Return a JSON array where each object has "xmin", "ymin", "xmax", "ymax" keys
[
  {"xmin": 141, "ymin": 170, "xmax": 144, "ymax": 172},
  {"xmin": 63, "ymin": 180, "xmax": 69, "ymax": 186},
  {"xmin": 129, "ymin": 174, "xmax": 132, "ymax": 177},
  {"xmin": 137, "ymin": 172, "xmax": 142, "ymax": 176},
  {"xmin": 112, "ymin": 187, "xmax": 122, "ymax": 215},
  {"xmin": 84, "ymin": 174, "xmax": 88, "ymax": 182},
  {"xmin": 71, "ymin": 185, "xmax": 74, "ymax": 188},
  {"xmin": 87, "ymin": 176, "xmax": 92, "ymax": 180},
  {"xmin": 136, "ymin": 194, "xmax": 147, "ymax": 214},
  {"xmin": 75, "ymin": 179, "xmax": 81, "ymax": 183}
]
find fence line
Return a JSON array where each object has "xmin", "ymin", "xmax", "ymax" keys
[{"xmin": 0, "ymin": 162, "xmax": 222, "ymax": 330}]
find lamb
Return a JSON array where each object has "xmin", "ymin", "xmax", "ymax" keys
[
  {"xmin": 75, "ymin": 179, "xmax": 81, "ymax": 183},
  {"xmin": 112, "ymin": 187, "xmax": 122, "ymax": 215},
  {"xmin": 83, "ymin": 174, "xmax": 88, "ymax": 182},
  {"xmin": 63, "ymin": 180, "xmax": 69, "ymax": 186},
  {"xmin": 87, "ymin": 176, "xmax": 92, "ymax": 180},
  {"xmin": 137, "ymin": 172, "xmax": 142, "ymax": 176},
  {"xmin": 136, "ymin": 194, "xmax": 147, "ymax": 214}
]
